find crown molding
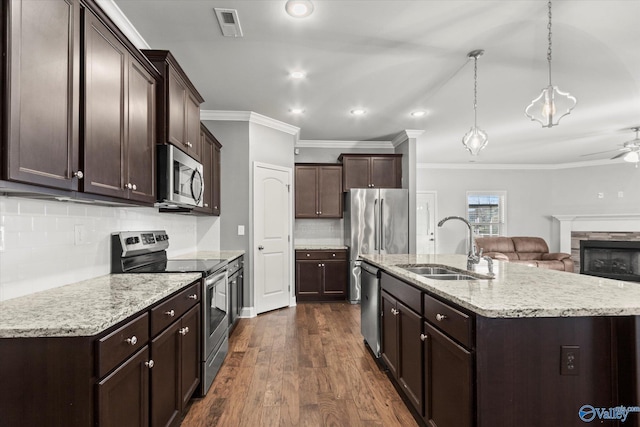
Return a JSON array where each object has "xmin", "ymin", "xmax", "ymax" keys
[
  {"xmin": 392, "ymin": 129, "xmax": 425, "ymax": 147},
  {"xmin": 200, "ymin": 110, "xmax": 300, "ymax": 136},
  {"xmin": 296, "ymin": 140, "xmax": 394, "ymax": 149},
  {"xmin": 95, "ymin": 0, "xmax": 150, "ymax": 49},
  {"xmin": 417, "ymin": 158, "xmax": 627, "ymax": 170}
]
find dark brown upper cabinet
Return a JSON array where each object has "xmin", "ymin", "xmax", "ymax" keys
[
  {"xmin": 4, "ymin": 0, "xmax": 81, "ymax": 190},
  {"xmin": 193, "ymin": 123, "xmax": 222, "ymax": 216},
  {"xmin": 295, "ymin": 164, "xmax": 343, "ymax": 218},
  {"xmin": 83, "ymin": 10, "xmax": 156, "ymax": 204},
  {"xmin": 142, "ymin": 50, "xmax": 205, "ymax": 162},
  {"xmin": 338, "ymin": 154, "xmax": 402, "ymax": 191}
]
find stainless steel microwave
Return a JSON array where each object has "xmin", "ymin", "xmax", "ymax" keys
[{"xmin": 157, "ymin": 145, "xmax": 204, "ymax": 208}]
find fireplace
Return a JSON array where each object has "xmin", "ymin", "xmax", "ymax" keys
[{"xmin": 580, "ymin": 240, "xmax": 640, "ymax": 282}]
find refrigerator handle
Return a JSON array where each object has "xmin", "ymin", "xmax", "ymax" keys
[
  {"xmin": 380, "ymin": 198, "xmax": 384, "ymax": 250},
  {"xmin": 374, "ymin": 198, "xmax": 378, "ymax": 250}
]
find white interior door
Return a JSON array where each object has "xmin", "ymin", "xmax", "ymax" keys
[
  {"xmin": 417, "ymin": 192, "xmax": 437, "ymax": 254},
  {"xmin": 253, "ymin": 163, "xmax": 292, "ymax": 314}
]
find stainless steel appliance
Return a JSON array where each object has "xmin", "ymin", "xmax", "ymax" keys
[
  {"xmin": 110, "ymin": 230, "xmax": 228, "ymax": 395},
  {"xmin": 344, "ymin": 188, "xmax": 409, "ymax": 303},
  {"xmin": 361, "ymin": 262, "xmax": 381, "ymax": 357},
  {"xmin": 157, "ymin": 144, "xmax": 204, "ymax": 209}
]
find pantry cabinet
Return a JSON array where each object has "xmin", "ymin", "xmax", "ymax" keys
[
  {"xmin": 142, "ymin": 50, "xmax": 205, "ymax": 162},
  {"xmin": 338, "ymin": 154, "xmax": 402, "ymax": 191},
  {"xmin": 295, "ymin": 164, "xmax": 343, "ymax": 218}
]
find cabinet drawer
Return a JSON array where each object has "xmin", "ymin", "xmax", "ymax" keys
[
  {"xmin": 97, "ymin": 312, "xmax": 149, "ymax": 378},
  {"xmin": 151, "ymin": 282, "xmax": 200, "ymax": 336},
  {"xmin": 295, "ymin": 250, "xmax": 347, "ymax": 261},
  {"xmin": 381, "ymin": 272, "xmax": 421, "ymax": 314},
  {"xmin": 423, "ymin": 294, "xmax": 472, "ymax": 348}
]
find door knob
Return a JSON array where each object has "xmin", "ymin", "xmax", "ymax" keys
[{"xmin": 258, "ymin": 245, "xmax": 264, "ymax": 250}]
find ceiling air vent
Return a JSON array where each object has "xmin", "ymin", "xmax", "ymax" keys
[{"xmin": 214, "ymin": 8, "xmax": 243, "ymax": 38}]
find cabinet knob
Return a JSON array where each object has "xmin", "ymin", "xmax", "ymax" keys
[
  {"xmin": 132, "ymin": 184, "xmax": 137, "ymax": 191},
  {"xmin": 179, "ymin": 327, "xmax": 189, "ymax": 336},
  {"xmin": 73, "ymin": 170, "xmax": 84, "ymax": 179},
  {"xmin": 214, "ymin": 206, "xmax": 218, "ymax": 209},
  {"xmin": 125, "ymin": 183, "xmax": 132, "ymax": 190},
  {"xmin": 188, "ymin": 294, "xmax": 198, "ymax": 300},
  {"xmin": 435, "ymin": 313, "xmax": 447, "ymax": 322},
  {"xmin": 204, "ymin": 203, "xmax": 209, "ymax": 207},
  {"xmin": 125, "ymin": 336, "xmax": 138, "ymax": 345},
  {"xmin": 145, "ymin": 360, "xmax": 154, "ymax": 369},
  {"xmin": 306, "ymin": 254, "xmax": 310, "ymax": 257},
  {"xmin": 332, "ymin": 253, "xmax": 336, "ymax": 257},
  {"xmin": 165, "ymin": 309, "xmax": 175, "ymax": 317},
  {"xmin": 258, "ymin": 245, "xmax": 264, "ymax": 251},
  {"xmin": 420, "ymin": 334, "xmax": 428, "ymax": 342},
  {"xmin": 391, "ymin": 308, "xmax": 399, "ymax": 315}
]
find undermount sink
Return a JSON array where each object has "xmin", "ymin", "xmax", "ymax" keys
[{"xmin": 398, "ymin": 264, "xmax": 491, "ymax": 281}]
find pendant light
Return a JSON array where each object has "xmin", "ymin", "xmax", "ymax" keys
[
  {"xmin": 462, "ymin": 49, "xmax": 488, "ymax": 156},
  {"xmin": 525, "ymin": 0, "xmax": 576, "ymax": 127}
]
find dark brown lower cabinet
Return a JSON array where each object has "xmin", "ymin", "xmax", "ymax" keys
[
  {"xmin": 98, "ymin": 347, "xmax": 150, "ymax": 427},
  {"xmin": 423, "ymin": 321, "xmax": 472, "ymax": 427},
  {"xmin": 295, "ymin": 250, "xmax": 348, "ymax": 301},
  {"xmin": 151, "ymin": 303, "xmax": 201, "ymax": 427},
  {"xmin": 381, "ymin": 290, "xmax": 423, "ymax": 414}
]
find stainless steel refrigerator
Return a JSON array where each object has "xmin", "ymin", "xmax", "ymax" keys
[{"xmin": 344, "ymin": 188, "xmax": 409, "ymax": 303}]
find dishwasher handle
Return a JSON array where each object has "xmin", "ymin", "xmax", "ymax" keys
[{"xmin": 361, "ymin": 262, "xmax": 380, "ymax": 277}]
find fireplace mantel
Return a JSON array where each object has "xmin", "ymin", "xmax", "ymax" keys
[{"xmin": 552, "ymin": 213, "xmax": 640, "ymax": 253}]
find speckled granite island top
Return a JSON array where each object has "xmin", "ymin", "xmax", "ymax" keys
[
  {"xmin": 0, "ymin": 273, "xmax": 202, "ymax": 338},
  {"xmin": 361, "ymin": 253, "xmax": 640, "ymax": 318}
]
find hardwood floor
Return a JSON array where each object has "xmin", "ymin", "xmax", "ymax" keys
[{"xmin": 181, "ymin": 302, "xmax": 417, "ymax": 427}]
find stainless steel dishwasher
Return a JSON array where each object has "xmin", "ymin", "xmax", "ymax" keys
[{"xmin": 360, "ymin": 262, "xmax": 381, "ymax": 358}]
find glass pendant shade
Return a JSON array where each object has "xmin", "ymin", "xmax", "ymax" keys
[
  {"xmin": 525, "ymin": 84, "xmax": 577, "ymax": 128},
  {"xmin": 623, "ymin": 151, "xmax": 640, "ymax": 163},
  {"xmin": 462, "ymin": 126, "xmax": 488, "ymax": 155}
]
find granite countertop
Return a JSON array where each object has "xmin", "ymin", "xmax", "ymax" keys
[
  {"xmin": 0, "ymin": 273, "xmax": 202, "ymax": 338},
  {"xmin": 361, "ymin": 253, "xmax": 640, "ymax": 319},
  {"xmin": 0, "ymin": 251, "xmax": 247, "ymax": 339},
  {"xmin": 295, "ymin": 245, "xmax": 348, "ymax": 250}
]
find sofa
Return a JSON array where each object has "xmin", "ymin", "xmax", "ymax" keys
[{"xmin": 475, "ymin": 236, "xmax": 574, "ymax": 272}]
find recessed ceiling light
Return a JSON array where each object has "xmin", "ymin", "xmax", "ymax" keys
[
  {"xmin": 411, "ymin": 110, "xmax": 426, "ymax": 118},
  {"xmin": 351, "ymin": 109, "xmax": 366, "ymax": 116},
  {"xmin": 290, "ymin": 71, "xmax": 306, "ymax": 79},
  {"xmin": 285, "ymin": 0, "xmax": 314, "ymax": 18},
  {"xmin": 290, "ymin": 108, "xmax": 305, "ymax": 114}
]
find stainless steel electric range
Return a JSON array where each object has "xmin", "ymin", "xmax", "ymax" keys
[{"xmin": 111, "ymin": 230, "xmax": 229, "ymax": 395}]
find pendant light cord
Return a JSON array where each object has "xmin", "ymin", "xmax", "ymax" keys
[
  {"xmin": 473, "ymin": 55, "xmax": 478, "ymax": 128},
  {"xmin": 547, "ymin": 0, "xmax": 553, "ymax": 86}
]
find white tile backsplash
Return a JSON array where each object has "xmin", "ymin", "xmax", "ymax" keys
[
  {"xmin": 294, "ymin": 218, "xmax": 344, "ymax": 246},
  {"xmin": 0, "ymin": 196, "xmax": 220, "ymax": 301}
]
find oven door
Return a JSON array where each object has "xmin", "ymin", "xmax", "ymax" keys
[{"xmin": 204, "ymin": 270, "xmax": 228, "ymax": 359}]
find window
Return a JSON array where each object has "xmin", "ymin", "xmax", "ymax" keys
[{"xmin": 466, "ymin": 191, "xmax": 506, "ymax": 237}]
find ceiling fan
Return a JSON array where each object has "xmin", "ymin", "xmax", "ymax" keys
[{"xmin": 581, "ymin": 127, "xmax": 640, "ymax": 163}]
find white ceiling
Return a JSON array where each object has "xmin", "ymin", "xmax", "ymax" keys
[{"xmin": 113, "ymin": 0, "xmax": 640, "ymax": 165}]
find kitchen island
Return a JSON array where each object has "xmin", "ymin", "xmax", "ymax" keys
[{"xmin": 361, "ymin": 254, "xmax": 640, "ymax": 427}]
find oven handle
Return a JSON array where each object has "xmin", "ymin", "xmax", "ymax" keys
[{"xmin": 205, "ymin": 271, "xmax": 227, "ymax": 287}]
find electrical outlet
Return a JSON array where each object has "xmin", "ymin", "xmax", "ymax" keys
[
  {"xmin": 561, "ymin": 345, "xmax": 580, "ymax": 375},
  {"xmin": 618, "ymin": 191, "xmax": 624, "ymax": 198},
  {"xmin": 238, "ymin": 225, "xmax": 245, "ymax": 236},
  {"xmin": 597, "ymin": 192, "xmax": 604, "ymax": 199},
  {"xmin": 74, "ymin": 224, "xmax": 86, "ymax": 245}
]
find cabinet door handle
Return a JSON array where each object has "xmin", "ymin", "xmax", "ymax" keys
[
  {"xmin": 435, "ymin": 313, "xmax": 447, "ymax": 322},
  {"xmin": 145, "ymin": 360, "xmax": 154, "ymax": 369},
  {"xmin": 125, "ymin": 336, "xmax": 138, "ymax": 345},
  {"xmin": 165, "ymin": 310, "xmax": 175, "ymax": 317},
  {"xmin": 188, "ymin": 294, "xmax": 198, "ymax": 300},
  {"xmin": 73, "ymin": 170, "xmax": 84, "ymax": 179},
  {"xmin": 420, "ymin": 334, "xmax": 428, "ymax": 342},
  {"xmin": 179, "ymin": 327, "xmax": 189, "ymax": 336}
]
